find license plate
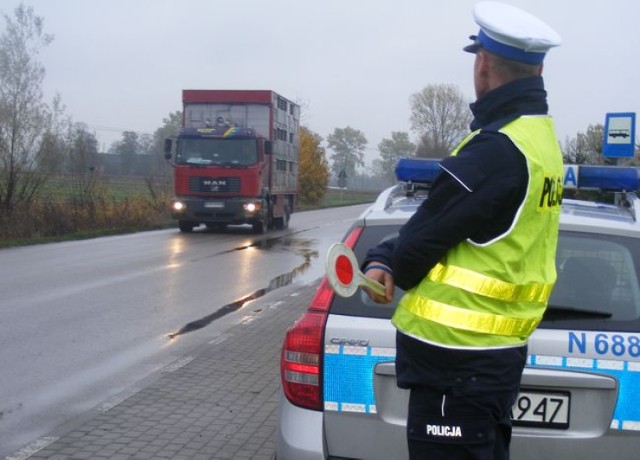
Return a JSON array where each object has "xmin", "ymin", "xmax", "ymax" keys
[
  {"xmin": 204, "ymin": 201, "xmax": 224, "ymax": 209},
  {"xmin": 511, "ymin": 390, "xmax": 570, "ymax": 429}
]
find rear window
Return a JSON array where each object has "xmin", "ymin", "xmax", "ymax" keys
[
  {"xmin": 330, "ymin": 226, "xmax": 640, "ymax": 333},
  {"xmin": 543, "ymin": 231, "xmax": 640, "ymax": 331}
]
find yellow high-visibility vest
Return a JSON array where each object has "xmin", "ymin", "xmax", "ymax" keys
[{"xmin": 392, "ymin": 115, "xmax": 563, "ymax": 349}]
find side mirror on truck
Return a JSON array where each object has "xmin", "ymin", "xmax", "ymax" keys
[
  {"xmin": 264, "ymin": 140, "xmax": 272, "ymax": 155},
  {"xmin": 164, "ymin": 139, "xmax": 173, "ymax": 159}
]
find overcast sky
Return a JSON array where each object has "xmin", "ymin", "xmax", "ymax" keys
[{"xmin": 2, "ymin": 0, "xmax": 639, "ymax": 165}]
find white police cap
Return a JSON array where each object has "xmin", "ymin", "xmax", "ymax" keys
[{"xmin": 464, "ymin": 1, "xmax": 561, "ymax": 65}]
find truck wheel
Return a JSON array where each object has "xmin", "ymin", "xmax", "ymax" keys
[
  {"xmin": 252, "ymin": 220, "xmax": 266, "ymax": 234},
  {"xmin": 178, "ymin": 221, "xmax": 195, "ymax": 233},
  {"xmin": 252, "ymin": 207, "xmax": 269, "ymax": 234}
]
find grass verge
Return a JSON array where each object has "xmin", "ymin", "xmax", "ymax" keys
[{"xmin": 0, "ymin": 188, "xmax": 380, "ymax": 248}]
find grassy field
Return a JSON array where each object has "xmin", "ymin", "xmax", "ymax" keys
[
  {"xmin": 43, "ymin": 174, "xmax": 160, "ymax": 200},
  {"xmin": 0, "ymin": 176, "xmax": 380, "ymax": 248}
]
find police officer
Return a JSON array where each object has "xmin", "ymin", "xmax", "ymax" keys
[{"xmin": 362, "ymin": 2, "xmax": 563, "ymax": 459}]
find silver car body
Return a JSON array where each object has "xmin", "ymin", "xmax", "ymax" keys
[{"xmin": 278, "ymin": 163, "xmax": 640, "ymax": 459}]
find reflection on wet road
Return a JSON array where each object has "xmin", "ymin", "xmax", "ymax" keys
[{"xmin": 168, "ymin": 232, "xmax": 319, "ymax": 338}]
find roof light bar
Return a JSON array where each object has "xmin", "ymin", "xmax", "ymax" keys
[
  {"xmin": 396, "ymin": 158, "xmax": 640, "ymax": 192},
  {"xmin": 395, "ymin": 158, "xmax": 441, "ymax": 184},
  {"xmin": 564, "ymin": 165, "xmax": 640, "ymax": 191}
]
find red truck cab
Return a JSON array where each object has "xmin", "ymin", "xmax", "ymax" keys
[{"xmin": 165, "ymin": 90, "xmax": 299, "ymax": 233}]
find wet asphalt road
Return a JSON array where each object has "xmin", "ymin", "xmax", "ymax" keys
[{"xmin": 0, "ymin": 204, "xmax": 369, "ymax": 457}]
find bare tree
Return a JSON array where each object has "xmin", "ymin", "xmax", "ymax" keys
[
  {"xmin": 145, "ymin": 111, "xmax": 181, "ymax": 207},
  {"xmin": 409, "ymin": 84, "xmax": 472, "ymax": 158},
  {"xmin": 0, "ymin": 4, "xmax": 54, "ymax": 214},
  {"xmin": 36, "ymin": 96, "xmax": 70, "ymax": 175},
  {"xmin": 67, "ymin": 123, "xmax": 100, "ymax": 201},
  {"xmin": 563, "ymin": 124, "xmax": 605, "ymax": 165}
]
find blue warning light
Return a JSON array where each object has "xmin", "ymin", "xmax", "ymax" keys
[
  {"xmin": 395, "ymin": 158, "xmax": 441, "ymax": 184},
  {"xmin": 566, "ymin": 165, "xmax": 640, "ymax": 191},
  {"xmin": 396, "ymin": 158, "xmax": 640, "ymax": 192}
]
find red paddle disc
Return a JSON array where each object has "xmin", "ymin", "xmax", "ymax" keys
[{"xmin": 336, "ymin": 254, "xmax": 354, "ymax": 285}]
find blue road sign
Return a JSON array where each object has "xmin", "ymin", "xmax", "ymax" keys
[{"xmin": 603, "ymin": 113, "xmax": 636, "ymax": 158}]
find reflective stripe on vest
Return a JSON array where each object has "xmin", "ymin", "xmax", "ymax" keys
[
  {"xmin": 428, "ymin": 262, "xmax": 554, "ymax": 303},
  {"xmin": 405, "ymin": 296, "xmax": 541, "ymax": 336}
]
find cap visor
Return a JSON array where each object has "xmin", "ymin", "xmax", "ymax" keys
[
  {"xmin": 464, "ymin": 42, "xmax": 481, "ymax": 53},
  {"xmin": 463, "ymin": 35, "xmax": 481, "ymax": 54}
]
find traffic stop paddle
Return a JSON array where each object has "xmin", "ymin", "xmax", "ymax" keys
[{"xmin": 325, "ymin": 243, "xmax": 386, "ymax": 298}]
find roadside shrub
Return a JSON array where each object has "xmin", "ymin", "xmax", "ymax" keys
[{"xmin": 0, "ymin": 193, "xmax": 171, "ymax": 242}]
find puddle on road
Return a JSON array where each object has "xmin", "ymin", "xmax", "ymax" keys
[{"xmin": 168, "ymin": 234, "xmax": 319, "ymax": 339}]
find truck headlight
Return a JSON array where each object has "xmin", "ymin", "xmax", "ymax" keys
[
  {"xmin": 172, "ymin": 201, "xmax": 185, "ymax": 212},
  {"xmin": 243, "ymin": 202, "xmax": 260, "ymax": 212}
]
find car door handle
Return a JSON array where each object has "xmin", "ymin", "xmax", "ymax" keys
[{"xmin": 374, "ymin": 361, "xmax": 396, "ymax": 376}]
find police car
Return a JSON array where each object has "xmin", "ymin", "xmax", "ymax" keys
[{"xmin": 277, "ymin": 159, "xmax": 640, "ymax": 459}]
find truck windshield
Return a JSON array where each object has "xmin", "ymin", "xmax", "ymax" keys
[{"xmin": 176, "ymin": 138, "xmax": 257, "ymax": 166}]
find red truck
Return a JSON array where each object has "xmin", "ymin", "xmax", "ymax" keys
[{"xmin": 164, "ymin": 90, "xmax": 300, "ymax": 233}]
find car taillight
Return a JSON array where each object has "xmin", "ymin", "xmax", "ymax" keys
[
  {"xmin": 280, "ymin": 227, "xmax": 363, "ymax": 411},
  {"xmin": 281, "ymin": 279, "xmax": 332, "ymax": 410},
  {"xmin": 342, "ymin": 225, "xmax": 363, "ymax": 249}
]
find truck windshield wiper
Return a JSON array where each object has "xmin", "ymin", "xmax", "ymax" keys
[{"xmin": 544, "ymin": 305, "xmax": 613, "ymax": 319}]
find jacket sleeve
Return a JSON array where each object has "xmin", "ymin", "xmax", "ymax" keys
[
  {"xmin": 391, "ymin": 174, "xmax": 472, "ymax": 290},
  {"xmin": 363, "ymin": 237, "xmax": 396, "ymax": 269}
]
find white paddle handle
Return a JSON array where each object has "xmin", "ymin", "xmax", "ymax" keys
[{"xmin": 357, "ymin": 271, "xmax": 386, "ymax": 297}]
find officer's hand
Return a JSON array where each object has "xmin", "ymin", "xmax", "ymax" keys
[{"xmin": 362, "ymin": 263, "xmax": 395, "ymax": 304}]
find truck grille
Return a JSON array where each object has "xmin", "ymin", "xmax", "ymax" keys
[{"xmin": 189, "ymin": 176, "xmax": 241, "ymax": 193}]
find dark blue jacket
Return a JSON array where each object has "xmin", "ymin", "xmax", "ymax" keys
[{"xmin": 364, "ymin": 76, "xmax": 550, "ymax": 291}]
